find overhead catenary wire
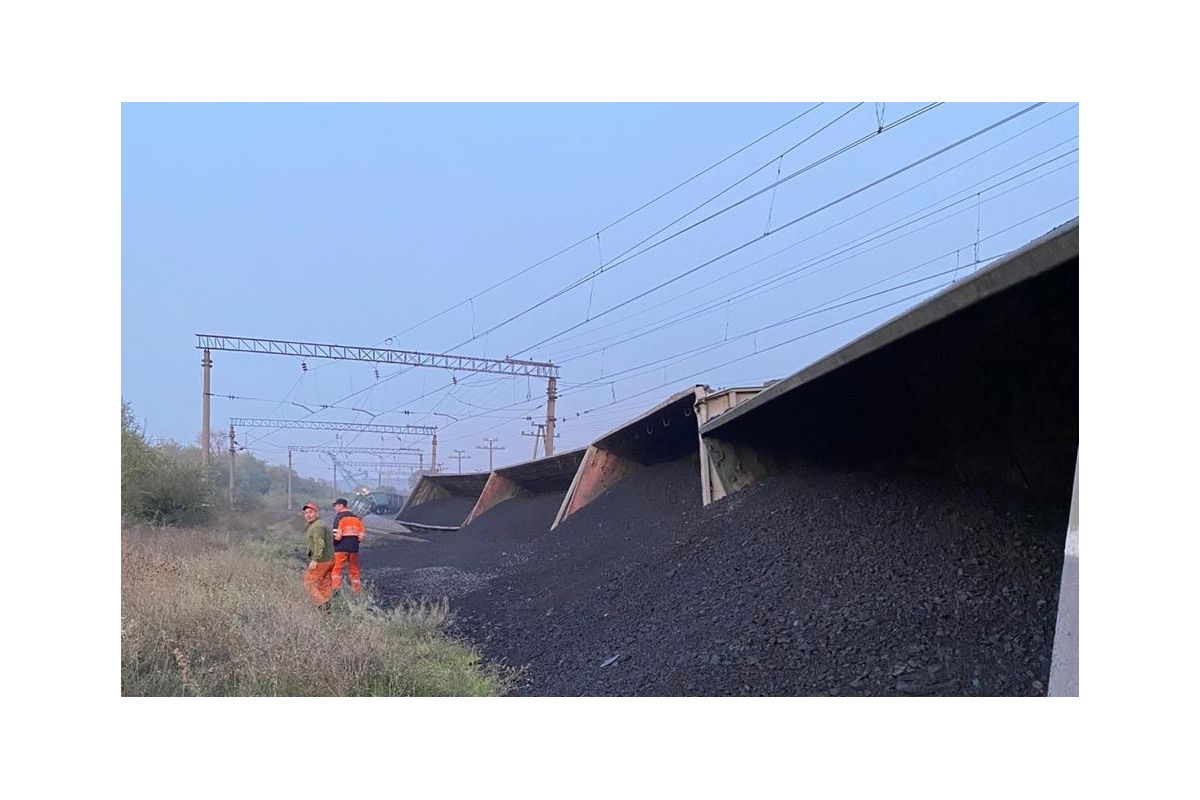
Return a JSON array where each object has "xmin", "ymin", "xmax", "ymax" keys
[
  {"xmin": 571, "ymin": 284, "xmax": 957, "ymax": 421},
  {"xmin": 548, "ymin": 155, "xmax": 1079, "ymax": 369},
  {"xmin": 412, "ymin": 194, "xmax": 1078, "ymax": 442},
  {"xmin": 512, "ymin": 103, "xmax": 1045, "ymax": 359},
  {"xmin": 498, "ymin": 208, "xmax": 1070, "ymax": 447},
  {"xmin": 540, "ymin": 107, "xmax": 1078, "ymax": 355},
  {"xmin": 382, "ymin": 104, "xmax": 825, "ymax": 343},
  {"xmin": 247, "ymin": 106, "xmax": 843, "ymax": 443},
  {"xmin": 548, "ymin": 148, "xmax": 1079, "ymax": 366},
  {"xmin": 248, "ymin": 101, "xmax": 1027, "ymax": 443},
  {"xmin": 455, "ymin": 103, "xmax": 941, "ymax": 352},
  {"xmin": 582, "ymin": 104, "xmax": 866, "ymax": 282},
  {"xmin": 240, "ymin": 103, "xmax": 955, "ymax": 446},
  {"xmin": 278, "ymin": 106, "xmax": 831, "ymax": 404},
  {"xmin": 564, "ymin": 198, "xmax": 1078, "ymax": 403},
  {"xmin": 258, "ymin": 151, "xmax": 1075, "ymax": 450},
  {"xmin": 241, "ymin": 104, "xmax": 1073, "ymax": 463}
]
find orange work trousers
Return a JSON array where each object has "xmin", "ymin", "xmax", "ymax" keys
[
  {"xmin": 331, "ymin": 552, "xmax": 362, "ymax": 593},
  {"xmin": 304, "ymin": 560, "xmax": 334, "ymax": 605}
]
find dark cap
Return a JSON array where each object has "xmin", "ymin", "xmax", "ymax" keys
[
  {"xmin": 302, "ymin": 502, "xmax": 319, "ymax": 513},
  {"xmin": 333, "ymin": 498, "xmax": 349, "ymax": 507}
]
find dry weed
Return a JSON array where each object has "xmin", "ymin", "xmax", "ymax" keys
[{"xmin": 122, "ymin": 522, "xmax": 508, "ymax": 696}]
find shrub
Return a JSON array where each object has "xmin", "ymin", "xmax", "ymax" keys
[
  {"xmin": 137, "ymin": 458, "xmax": 214, "ymax": 526},
  {"xmin": 122, "ymin": 400, "xmax": 214, "ymax": 524}
]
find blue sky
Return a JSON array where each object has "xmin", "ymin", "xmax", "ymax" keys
[{"xmin": 122, "ymin": 102, "xmax": 1078, "ymax": 481}]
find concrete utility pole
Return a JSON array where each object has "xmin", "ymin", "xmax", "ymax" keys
[
  {"xmin": 201, "ymin": 349, "xmax": 212, "ymax": 466},
  {"xmin": 545, "ymin": 375, "xmax": 557, "ymax": 457},
  {"xmin": 228, "ymin": 422, "xmax": 235, "ymax": 509},
  {"xmin": 287, "ymin": 448, "xmax": 293, "ymax": 510},
  {"xmin": 197, "ymin": 333, "xmax": 559, "ymax": 457},
  {"xmin": 477, "ymin": 437, "xmax": 505, "ymax": 471},
  {"xmin": 451, "ymin": 449, "xmax": 470, "ymax": 473},
  {"xmin": 431, "ymin": 432, "xmax": 439, "ymax": 475}
]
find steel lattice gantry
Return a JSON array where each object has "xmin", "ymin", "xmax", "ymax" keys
[
  {"xmin": 197, "ymin": 333, "xmax": 560, "ymax": 465},
  {"xmin": 286, "ymin": 446, "xmax": 425, "ymax": 456},
  {"xmin": 229, "ymin": 420, "xmax": 436, "ymax": 509},
  {"xmin": 229, "ymin": 418, "xmax": 436, "ymax": 436},
  {"xmin": 230, "ymin": 418, "xmax": 441, "ymax": 495},
  {"xmin": 282, "ymin": 445, "xmax": 428, "ymax": 506},
  {"xmin": 197, "ymin": 334, "xmax": 558, "ymax": 378},
  {"xmin": 332, "ymin": 460, "xmax": 424, "ymax": 469}
]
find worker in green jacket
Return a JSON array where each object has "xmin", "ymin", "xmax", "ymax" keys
[{"xmin": 302, "ymin": 502, "xmax": 334, "ymax": 611}]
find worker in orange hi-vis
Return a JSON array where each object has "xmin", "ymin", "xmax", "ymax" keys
[
  {"xmin": 301, "ymin": 502, "xmax": 334, "ymax": 611},
  {"xmin": 329, "ymin": 498, "xmax": 366, "ymax": 594}
]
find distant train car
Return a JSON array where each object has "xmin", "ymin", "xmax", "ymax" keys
[{"xmin": 349, "ymin": 492, "xmax": 408, "ymax": 517}]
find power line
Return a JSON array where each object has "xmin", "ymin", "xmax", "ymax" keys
[
  {"xmin": 566, "ymin": 200, "xmax": 1078, "ymax": 404},
  {"xmin": 584, "ymin": 104, "xmax": 866, "ymax": 283},
  {"xmin": 382, "ymin": 105, "xmax": 824, "ymax": 343},
  {"xmin": 513, "ymin": 103, "xmax": 1044, "ymax": 358},
  {"xmin": 542, "ymin": 108, "xmax": 1078, "ymax": 355},
  {"xmin": 272, "ymin": 176, "xmax": 1070, "ymax": 455},
  {"xmin": 375, "ymin": 194, "xmax": 1078, "ymax": 443},
  {"xmin": 457, "ymin": 103, "xmax": 942, "ymax": 352},
  {"xmin": 294, "ymin": 107, "xmax": 864, "ymax": 420},
  {"xmin": 550, "ymin": 149, "xmax": 1078, "ymax": 365},
  {"xmin": 239, "ymin": 104, "xmax": 1071, "ymax": 454},
  {"xmin": 239, "ymin": 105, "xmax": 995, "ymax": 442}
]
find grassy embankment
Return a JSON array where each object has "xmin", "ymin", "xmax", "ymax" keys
[{"xmin": 121, "ymin": 511, "xmax": 510, "ymax": 696}]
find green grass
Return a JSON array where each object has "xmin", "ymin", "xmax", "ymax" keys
[{"xmin": 121, "ymin": 514, "xmax": 511, "ymax": 696}]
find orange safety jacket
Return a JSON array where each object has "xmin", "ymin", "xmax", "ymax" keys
[{"xmin": 332, "ymin": 510, "xmax": 366, "ymax": 553}]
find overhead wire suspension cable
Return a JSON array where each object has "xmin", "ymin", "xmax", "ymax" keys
[
  {"xmin": 542, "ymin": 107, "xmax": 1078, "ymax": 354},
  {"xmin": 455, "ymin": 103, "xmax": 943, "ymax": 352},
  {"xmin": 512, "ymin": 103, "xmax": 1043, "ymax": 358},
  {"xmin": 383, "ymin": 104, "xmax": 825, "ymax": 342},
  {"xmin": 549, "ymin": 148, "xmax": 1078, "ymax": 365}
]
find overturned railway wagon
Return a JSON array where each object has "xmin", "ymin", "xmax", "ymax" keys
[
  {"xmin": 554, "ymin": 386, "xmax": 710, "ymax": 529},
  {"xmin": 397, "ymin": 472, "xmax": 490, "ymax": 531},
  {"xmin": 695, "ymin": 218, "xmax": 1080, "ymax": 695},
  {"xmin": 446, "ymin": 219, "xmax": 1079, "ymax": 697},
  {"xmin": 465, "ymin": 447, "xmax": 586, "ymax": 530}
]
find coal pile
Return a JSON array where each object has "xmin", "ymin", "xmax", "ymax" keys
[
  {"xmin": 449, "ymin": 456, "xmax": 702, "ymax": 662},
  {"xmin": 367, "ymin": 490, "xmax": 567, "ymax": 606},
  {"xmin": 464, "ymin": 490, "xmax": 567, "ymax": 542},
  {"xmin": 396, "ymin": 496, "xmax": 478, "ymax": 529},
  {"xmin": 450, "ymin": 463, "xmax": 1067, "ymax": 697}
]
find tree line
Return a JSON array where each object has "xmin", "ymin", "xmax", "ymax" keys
[{"xmin": 121, "ymin": 400, "xmax": 388, "ymax": 524}]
